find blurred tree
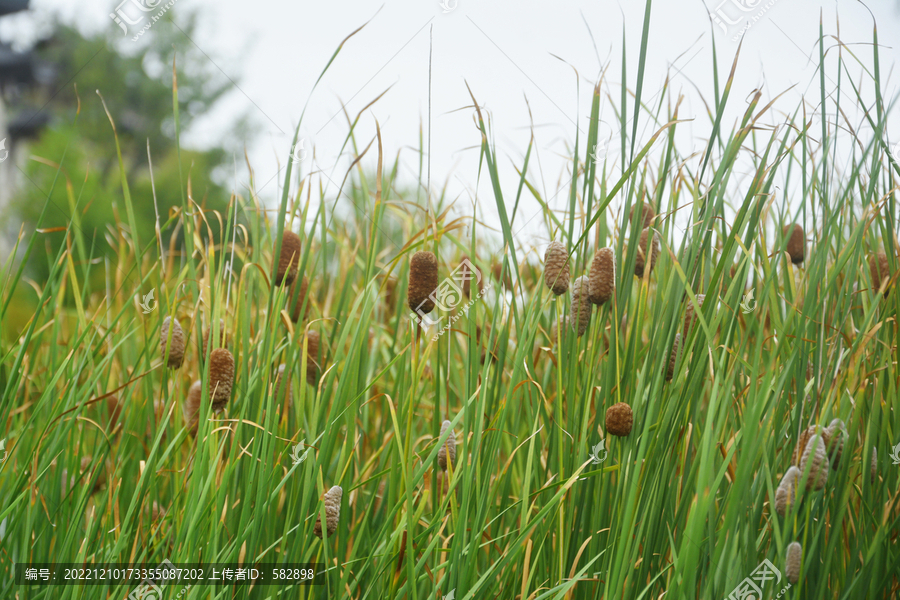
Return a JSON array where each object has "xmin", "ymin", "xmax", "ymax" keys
[{"xmin": 4, "ymin": 13, "xmax": 242, "ymax": 283}]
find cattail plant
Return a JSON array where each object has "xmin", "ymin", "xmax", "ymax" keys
[
  {"xmin": 799, "ymin": 433, "xmax": 828, "ymax": 491},
  {"xmin": 302, "ymin": 330, "xmax": 321, "ymax": 383},
  {"xmin": 782, "ymin": 224, "xmax": 805, "ymax": 264},
  {"xmin": 570, "ymin": 276, "xmax": 592, "ymax": 337},
  {"xmin": 160, "ymin": 316, "xmax": 185, "ymax": 369},
  {"xmin": 437, "ymin": 420, "xmax": 457, "ymax": 471},
  {"xmin": 208, "ymin": 348, "xmax": 235, "ymax": 412},
  {"xmin": 543, "ymin": 241, "xmax": 570, "ymax": 295},
  {"xmin": 183, "ymin": 380, "xmax": 203, "ymax": 434},
  {"xmin": 870, "ymin": 446, "xmax": 877, "ymax": 483},
  {"xmin": 274, "ymin": 364, "xmax": 293, "ymax": 405},
  {"xmin": 785, "ymin": 542, "xmax": 802, "ymax": 585},
  {"xmin": 314, "ymin": 485, "xmax": 343, "ymax": 538},
  {"xmin": 460, "ymin": 255, "xmax": 483, "ymax": 298},
  {"xmin": 666, "ymin": 333, "xmax": 682, "ymax": 382},
  {"xmin": 634, "ymin": 228, "xmax": 659, "ymax": 278},
  {"xmin": 868, "ymin": 251, "xmax": 891, "ymax": 296},
  {"xmin": 629, "ymin": 202, "xmax": 655, "ymax": 229},
  {"xmin": 774, "ymin": 466, "xmax": 799, "ymax": 517},
  {"xmin": 588, "ymin": 247, "xmax": 615, "ymax": 306},
  {"xmin": 434, "ymin": 469, "xmax": 453, "ymax": 503},
  {"xmin": 605, "ymin": 402, "xmax": 633, "ymax": 437},
  {"xmin": 492, "ymin": 261, "xmax": 513, "ymax": 291},
  {"xmin": 289, "ymin": 276, "xmax": 311, "ymax": 322},
  {"xmin": 275, "ymin": 230, "xmax": 302, "ymax": 286},
  {"xmin": 408, "ymin": 251, "xmax": 439, "ymax": 314},
  {"xmin": 683, "ymin": 294, "xmax": 707, "ymax": 339},
  {"xmin": 202, "ymin": 319, "xmax": 228, "ymax": 363}
]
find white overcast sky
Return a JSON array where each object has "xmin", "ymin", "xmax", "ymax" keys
[{"xmin": 4, "ymin": 0, "xmax": 900, "ymax": 254}]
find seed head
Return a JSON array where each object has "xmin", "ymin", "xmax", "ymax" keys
[
  {"xmin": 460, "ymin": 256, "xmax": 483, "ymax": 298},
  {"xmin": 492, "ymin": 261, "xmax": 513, "ymax": 291},
  {"xmin": 274, "ymin": 364, "xmax": 293, "ymax": 405},
  {"xmin": 791, "ymin": 424, "xmax": 824, "ymax": 466},
  {"xmin": 184, "ymin": 380, "xmax": 203, "ymax": 434},
  {"xmin": 437, "ymin": 420, "xmax": 457, "ymax": 471},
  {"xmin": 634, "ymin": 228, "xmax": 659, "ymax": 278},
  {"xmin": 208, "ymin": 348, "xmax": 235, "ymax": 412},
  {"xmin": 774, "ymin": 466, "xmax": 799, "ymax": 517},
  {"xmin": 824, "ymin": 418, "xmax": 846, "ymax": 468},
  {"xmin": 605, "ymin": 402, "xmax": 633, "ymax": 437},
  {"xmin": 543, "ymin": 241, "xmax": 570, "ymax": 295},
  {"xmin": 313, "ymin": 485, "xmax": 342, "ymax": 538},
  {"xmin": 785, "ymin": 542, "xmax": 802, "ymax": 584},
  {"xmin": 783, "ymin": 224, "xmax": 805, "ymax": 264},
  {"xmin": 871, "ymin": 446, "xmax": 877, "ymax": 483},
  {"xmin": 868, "ymin": 251, "xmax": 891, "ymax": 296},
  {"xmin": 799, "ymin": 433, "xmax": 828, "ymax": 491},
  {"xmin": 588, "ymin": 247, "xmax": 616, "ymax": 306},
  {"xmin": 275, "ymin": 230, "xmax": 302, "ymax": 286},
  {"xmin": 629, "ymin": 202, "xmax": 656, "ymax": 229},
  {"xmin": 683, "ymin": 294, "xmax": 707, "ymax": 339},
  {"xmin": 290, "ymin": 276, "xmax": 311, "ymax": 322},
  {"xmin": 569, "ymin": 276, "xmax": 592, "ymax": 337},
  {"xmin": 302, "ymin": 330, "xmax": 321, "ymax": 383},
  {"xmin": 160, "ymin": 316, "xmax": 185, "ymax": 369},
  {"xmin": 666, "ymin": 333, "xmax": 682, "ymax": 382},
  {"xmin": 106, "ymin": 395, "xmax": 122, "ymax": 428},
  {"xmin": 202, "ymin": 319, "xmax": 228, "ymax": 363},
  {"xmin": 408, "ymin": 251, "xmax": 439, "ymax": 314}
]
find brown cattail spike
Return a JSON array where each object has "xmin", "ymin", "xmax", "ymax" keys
[
  {"xmin": 570, "ymin": 276, "xmax": 592, "ymax": 337},
  {"xmin": 683, "ymin": 294, "xmax": 707, "ymax": 339},
  {"xmin": 106, "ymin": 395, "xmax": 122, "ymax": 428},
  {"xmin": 314, "ymin": 485, "xmax": 343, "ymax": 538},
  {"xmin": 274, "ymin": 364, "xmax": 293, "ymax": 405},
  {"xmin": 202, "ymin": 319, "xmax": 228, "ymax": 363},
  {"xmin": 160, "ymin": 316, "xmax": 185, "ymax": 369},
  {"xmin": 824, "ymin": 418, "xmax": 846, "ymax": 469},
  {"xmin": 208, "ymin": 348, "xmax": 235, "ymax": 412},
  {"xmin": 629, "ymin": 202, "xmax": 655, "ymax": 230},
  {"xmin": 785, "ymin": 542, "xmax": 802, "ymax": 584},
  {"xmin": 275, "ymin": 230, "xmax": 302, "ymax": 287},
  {"xmin": 605, "ymin": 402, "xmax": 633, "ymax": 437},
  {"xmin": 774, "ymin": 466, "xmax": 799, "ymax": 517},
  {"xmin": 289, "ymin": 276, "xmax": 311, "ymax": 322},
  {"xmin": 408, "ymin": 251, "xmax": 439, "ymax": 314},
  {"xmin": 634, "ymin": 228, "xmax": 659, "ymax": 278},
  {"xmin": 588, "ymin": 247, "xmax": 616, "ymax": 306},
  {"xmin": 543, "ymin": 241, "xmax": 570, "ymax": 295},
  {"xmin": 460, "ymin": 256, "xmax": 483, "ymax": 298},
  {"xmin": 437, "ymin": 420, "xmax": 457, "ymax": 471},
  {"xmin": 799, "ymin": 433, "xmax": 828, "ymax": 491},
  {"xmin": 302, "ymin": 330, "xmax": 321, "ymax": 384},
  {"xmin": 868, "ymin": 251, "xmax": 891, "ymax": 296},
  {"xmin": 666, "ymin": 333, "xmax": 682, "ymax": 382},
  {"xmin": 783, "ymin": 224, "xmax": 805, "ymax": 264},
  {"xmin": 184, "ymin": 381, "xmax": 203, "ymax": 434}
]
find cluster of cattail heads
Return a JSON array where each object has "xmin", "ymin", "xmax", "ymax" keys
[
  {"xmin": 313, "ymin": 485, "xmax": 342, "ymax": 538},
  {"xmin": 785, "ymin": 542, "xmax": 802, "ymax": 585},
  {"xmin": 570, "ymin": 276, "xmax": 592, "ymax": 337},
  {"xmin": 208, "ymin": 348, "xmax": 235, "ymax": 412},
  {"xmin": 634, "ymin": 229, "xmax": 659, "ymax": 278},
  {"xmin": 588, "ymin": 247, "xmax": 615, "ymax": 306},
  {"xmin": 408, "ymin": 251, "xmax": 438, "ymax": 314},
  {"xmin": 460, "ymin": 256, "xmax": 483, "ymax": 298},
  {"xmin": 782, "ymin": 224, "xmax": 805, "ymax": 265},
  {"xmin": 605, "ymin": 402, "xmax": 633, "ymax": 437},
  {"xmin": 437, "ymin": 420, "xmax": 457, "ymax": 471},
  {"xmin": 543, "ymin": 241, "xmax": 570, "ymax": 295},
  {"xmin": 776, "ymin": 418, "xmax": 847, "ymax": 516},
  {"xmin": 868, "ymin": 251, "xmax": 892, "ymax": 297},
  {"xmin": 160, "ymin": 317, "xmax": 185, "ymax": 369},
  {"xmin": 275, "ymin": 230, "xmax": 303, "ymax": 287}
]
